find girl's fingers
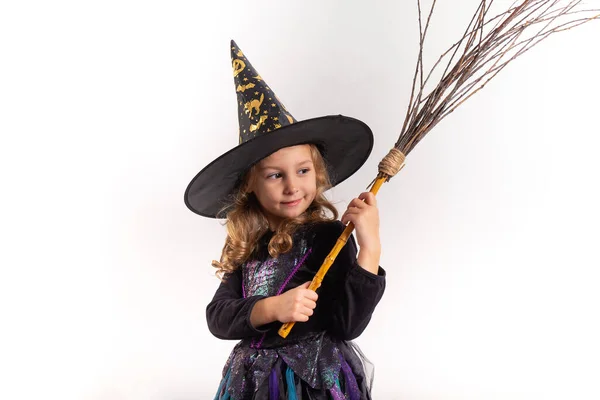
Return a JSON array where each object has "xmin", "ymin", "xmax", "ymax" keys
[
  {"xmin": 358, "ymin": 192, "xmax": 377, "ymax": 206},
  {"xmin": 301, "ymin": 285, "xmax": 318, "ymax": 301},
  {"xmin": 343, "ymin": 208, "xmax": 358, "ymax": 217},
  {"xmin": 343, "ymin": 207, "xmax": 363, "ymax": 221},
  {"xmin": 295, "ymin": 313, "xmax": 309, "ymax": 322},
  {"xmin": 340, "ymin": 212, "xmax": 350, "ymax": 224},
  {"xmin": 302, "ymin": 306, "xmax": 314, "ymax": 317},
  {"xmin": 303, "ymin": 292, "xmax": 318, "ymax": 303},
  {"xmin": 302, "ymin": 298, "xmax": 317, "ymax": 309},
  {"xmin": 298, "ymin": 282, "xmax": 317, "ymax": 297},
  {"xmin": 348, "ymin": 198, "xmax": 367, "ymax": 208},
  {"xmin": 349, "ymin": 193, "xmax": 377, "ymax": 208},
  {"xmin": 294, "ymin": 306, "xmax": 313, "ymax": 321}
]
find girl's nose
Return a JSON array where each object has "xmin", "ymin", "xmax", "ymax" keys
[{"xmin": 283, "ymin": 177, "xmax": 298, "ymax": 194}]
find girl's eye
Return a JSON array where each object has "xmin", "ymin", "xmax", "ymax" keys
[
  {"xmin": 299, "ymin": 168, "xmax": 310, "ymax": 175},
  {"xmin": 267, "ymin": 172, "xmax": 282, "ymax": 179}
]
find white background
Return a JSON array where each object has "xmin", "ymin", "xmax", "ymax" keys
[{"xmin": 2, "ymin": 1, "xmax": 599, "ymax": 399}]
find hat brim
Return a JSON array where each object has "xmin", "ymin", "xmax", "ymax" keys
[{"xmin": 184, "ymin": 115, "xmax": 373, "ymax": 218}]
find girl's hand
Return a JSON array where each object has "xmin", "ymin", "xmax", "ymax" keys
[
  {"xmin": 341, "ymin": 192, "xmax": 381, "ymax": 252},
  {"xmin": 341, "ymin": 192, "xmax": 381, "ymax": 274},
  {"xmin": 273, "ymin": 282, "xmax": 318, "ymax": 323}
]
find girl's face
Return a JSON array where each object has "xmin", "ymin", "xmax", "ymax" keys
[{"xmin": 248, "ymin": 144, "xmax": 317, "ymax": 229}]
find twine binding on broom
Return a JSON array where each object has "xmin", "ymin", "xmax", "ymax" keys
[
  {"xmin": 378, "ymin": 148, "xmax": 406, "ymax": 179},
  {"xmin": 367, "ymin": 148, "xmax": 407, "ymax": 190}
]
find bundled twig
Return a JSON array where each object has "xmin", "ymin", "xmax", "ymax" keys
[
  {"xmin": 279, "ymin": 0, "xmax": 599, "ymax": 339},
  {"xmin": 397, "ymin": 0, "xmax": 600, "ymax": 157}
]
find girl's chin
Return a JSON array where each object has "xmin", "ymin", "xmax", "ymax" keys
[{"xmin": 276, "ymin": 206, "xmax": 307, "ymax": 218}]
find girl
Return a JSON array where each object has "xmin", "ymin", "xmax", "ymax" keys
[{"xmin": 185, "ymin": 41, "xmax": 386, "ymax": 399}]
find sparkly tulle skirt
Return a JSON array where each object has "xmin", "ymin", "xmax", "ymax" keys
[{"xmin": 213, "ymin": 332, "xmax": 374, "ymax": 400}]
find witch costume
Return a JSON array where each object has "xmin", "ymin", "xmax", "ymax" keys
[{"xmin": 185, "ymin": 41, "xmax": 386, "ymax": 399}]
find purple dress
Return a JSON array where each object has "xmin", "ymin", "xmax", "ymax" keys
[{"xmin": 207, "ymin": 221, "xmax": 386, "ymax": 399}]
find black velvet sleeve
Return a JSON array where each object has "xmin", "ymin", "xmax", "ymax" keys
[
  {"xmin": 314, "ymin": 221, "xmax": 386, "ymax": 341},
  {"xmin": 206, "ymin": 268, "xmax": 271, "ymax": 340}
]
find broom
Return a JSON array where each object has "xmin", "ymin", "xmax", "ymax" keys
[{"xmin": 278, "ymin": 0, "xmax": 599, "ymax": 338}]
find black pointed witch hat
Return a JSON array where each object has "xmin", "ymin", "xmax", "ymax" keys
[{"xmin": 184, "ymin": 40, "xmax": 373, "ymax": 218}]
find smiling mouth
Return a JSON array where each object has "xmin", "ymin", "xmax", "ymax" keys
[{"xmin": 281, "ymin": 199, "xmax": 301, "ymax": 206}]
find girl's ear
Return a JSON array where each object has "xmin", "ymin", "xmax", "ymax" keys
[{"xmin": 244, "ymin": 181, "xmax": 253, "ymax": 194}]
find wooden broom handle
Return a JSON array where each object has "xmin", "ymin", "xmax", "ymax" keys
[{"xmin": 277, "ymin": 175, "xmax": 387, "ymax": 338}]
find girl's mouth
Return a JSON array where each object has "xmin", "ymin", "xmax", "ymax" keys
[{"xmin": 281, "ymin": 199, "xmax": 301, "ymax": 207}]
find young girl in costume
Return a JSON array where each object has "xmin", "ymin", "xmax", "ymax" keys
[{"xmin": 185, "ymin": 41, "xmax": 386, "ymax": 400}]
